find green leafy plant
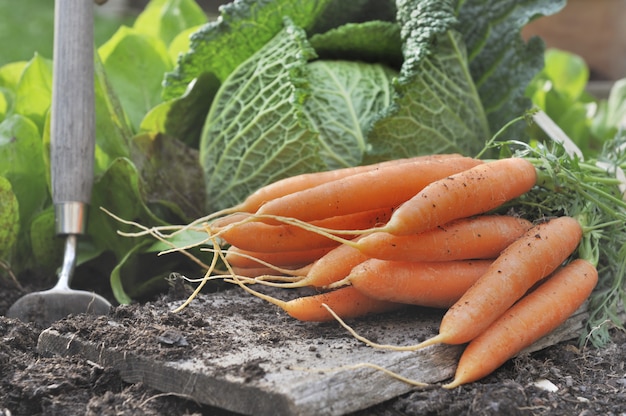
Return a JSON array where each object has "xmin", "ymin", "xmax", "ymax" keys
[
  {"xmin": 1, "ymin": 0, "xmax": 567, "ymax": 303},
  {"xmin": 527, "ymin": 48, "xmax": 626, "ymax": 157}
]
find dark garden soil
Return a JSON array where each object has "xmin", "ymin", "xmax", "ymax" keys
[{"xmin": 1, "ymin": 274, "xmax": 626, "ymax": 416}]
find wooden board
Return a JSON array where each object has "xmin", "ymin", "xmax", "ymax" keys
[{"xmin": 36, "ymin": 287, "xmax": 590, "ymax": 416}]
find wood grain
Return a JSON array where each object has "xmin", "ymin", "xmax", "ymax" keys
[
  {"xmin": 37, "ymin": 287, "xmax": 592, "ymax": 416},
  {"xmin": 50, "ymin": 0, "xmax": 95, "ymax": 207}
]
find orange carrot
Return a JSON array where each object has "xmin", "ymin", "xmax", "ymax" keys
[
  {"xmin": 376, "ymin": 158, "xmax": 537, "ymax": 236},
  {"xmin": 224, "ymin": 245, "xmax": 334, "ymax": 269},
  {"xmin": 225, "ymin": 154, "xmax": 466, "ymax": 215},
  {"xmin": 210, "ymin": 212, "xmax": 251, "ymax": 229},
  {"xmin": 214, "ymin": 207, "xmax": 394, "ymax": 253},
  {"xmin": 443, "ymin": 259, "xmax": 598, "ymax": 388},
  {"xmin": 232, "ymin": 283, "xmax": 403, "ymax": 322},
  {"xmin": 414, "ymin": 216, "xmax": 583, "ymax": 349},
  {"xmin": 353, "ymin": 215, "xmax": 533, "ymax": 262},
  {"xmin": 254, "ymin": 157, "xmax": 484, "ymax": 222},
  {"xmin": 230, "ymin": 265, "xmax": 311, "ymax": 278},
  {"xmin": 347, "ymin": 259, "xmax": 493, "ymax": 308},
  {"xmin": 283, "ymin": 242, "xmax": 371, "ymax": 288}
]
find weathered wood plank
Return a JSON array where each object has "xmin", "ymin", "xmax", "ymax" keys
[{"xmin": 36, "ymin": 288, "xmax": 590, "ymax": 416}]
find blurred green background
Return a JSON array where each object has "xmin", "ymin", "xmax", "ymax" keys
[
  {"xmin": 0, "ymin": 1, "xmax": 130, "ymax": 66},
  {"xmin": 0, "ymin": 0, "xmax": 228, "ymax": 67}
]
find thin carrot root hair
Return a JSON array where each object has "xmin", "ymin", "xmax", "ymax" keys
[
  {"xmin": 291, "ymin": 362, "xmax": 429, "ymax": 387},
  {"xmin": 221, "ymin": 275, "xmax": 297, "ymax": 310},
  {"xmin": 320, "ymin": 304, "xmax": 435, "ymax": 352},
  {"xmin": 326, "ymin": 276, "xmax": 352, "ymax": 289},
  {"xmin": 171, "ymin": 234, "xmax": 223, "ymax": 313},
  {"xmin": 238, "ymin": 213, "xmax": 376, "ymax": 241},
  {"xmin": 199, "ymin": 246, "xmax": 309, "ymax": 280},
  {"xmin": 101, "ymin": 207, "xmax": 216, "ymax": 270}
]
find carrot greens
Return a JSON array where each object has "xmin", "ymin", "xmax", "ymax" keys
[{"xmin": 483, "ymin": 129, "xmax": 626, "ymax": 346}]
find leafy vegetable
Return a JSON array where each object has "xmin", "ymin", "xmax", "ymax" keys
[
  {"xmin": 98, "ymin": 27, "xmax": 173, "ymax": 132},
  {"xmin": 456, "ymin": 0, "xmax": 567, "ymax": 135},
  {"xmin": 133, "ymin": 0, "xmax": 207, "ymax": 46},
  {"xmin": 304, "ymin": 60, "xmax": 397, "ymax": 169},
  {"xmin": 162, "ymin": 0, "xmax": 336, "ymax": 99},
  {"xmin": 364, "ymin": 31, "xmax": 489, "ymax": 162},
  {"xmin": 200, "ymin": 19, "xmax": 325, "ymax": 212},
  {"xmin": 308, "ymin": 21, "xmax": 402, "ymax": 67},
  {"xmin": 12, "ymin": 54, "xmax": 52, "ymax": 132},
  {"xmin": 527, "ymin": 48, "xmax": 626, "ymax": 157},
  {"xmin": 2, "ymin": 0, "xmax": 569, "ymax": 303}
]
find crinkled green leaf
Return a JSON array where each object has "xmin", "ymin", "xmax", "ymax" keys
[
  {"xmin": 0, "ymin": 176, "xmax": 19, "ymax": 260},
  {"xmin": 397, "ymin": 0, "xmax": 457, "ymax": 66},
  {"xmin": 168, "ymin": 25, "xmax": 204, "ymax": 63},
  {"xmin": 309, "ymin": 21, "xmax": 402, "ymax": 68},
  {"xmin": 162, "ymin": 0, "xmax": 335, "ymax": 100},
  {"xmin": 308, "ymin": 0, "xmax": 396, "ymax": 34},
  {"xmin": 365, "ymin": 0, "xmax": 488, "ymax": 161},
  {"xmin": 456, "ymin": 0, "xmax": 566, "ymax": 134},
  {"xmin": 200, "ymin": 20, "xmax": 325, "ymax": 212},
  {"xmin": 12, "ymin": 54, "xmax": 52, "ymax": 132},
  {"xmin": 303, "ymin": 60, "xmax": 397, "ymax": 168},
  {"xmin": 130, "ymin": 132, "xmax": 206, "ymax": 221},
  {"xmin": 133, "ymin": 0, "xmax": 207, "ymax": 46},
  {"xmin": 98, "ymin": 26, "xmax": 173, "ymax": 132}
]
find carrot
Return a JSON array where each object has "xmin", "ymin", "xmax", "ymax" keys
[
  {"xmin": 254, "ymin": 157, "xmax": 484, "ymax": 222},
  {"xmin": 207, "ymin": 154, "xmax": 464, "ymax": 220},
  {"xmin": 214, "ymin": 207, "xmax": 394, "ymax": 253},
  {"xmin": 443, "ymin": 259, "xmax": 598, "ymax": 388},
  {"xmin": 224, "ymin": 245, "xmax": 334, "ymax": 269},
  {"xmin": 352, "ymin": 215, "xmax": 533, "ymax": 262},
  {"xmin": 413, "ymin": 216, "xmax": 583, "ymax": 349},
  {"xmin": 230, "ymin": 265, "xmax": 310, "ymax": 278},
  {"xmin": 375, "ymin": 158, "xmax": 537, "ymax": 236},
  {"xmin": 347, "ymin": 259, "xmax": 493, "ymax": 308},
  {"xmin": 282, "ymin": 241, "xmax": 371, "ymax": 288},
  {"xmin": 210, "ymin": 212, "xmax": 251, "ymax": 229},
  {"xmin": 230, "ymin": 282, "xmax": 403, "ymax": 322}
]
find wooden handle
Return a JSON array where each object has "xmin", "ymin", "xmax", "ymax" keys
[
  {"xmin": 50, "ymin": 0, "xmax": 95, "ymax": 205},
  {"xmin": 50, "ymin": 0, "xmax": 95, "ymax": 234}
]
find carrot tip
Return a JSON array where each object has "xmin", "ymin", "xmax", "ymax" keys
[
  {"xmin": 441, "ymin": 379, "xmax": 462, "ymax": 389},
  {"xmin": 412, "ymin": 334, "xmax": 445, "ymax": 351}
]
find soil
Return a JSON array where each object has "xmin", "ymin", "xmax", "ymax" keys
[{"xmin": 1, "ymin": 275, "xmax": 626, "ymax": 416}]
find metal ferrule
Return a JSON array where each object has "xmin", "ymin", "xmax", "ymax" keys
[{"xmin": 54, "ymin": 202, "xmax": 88, "ymax": 235}]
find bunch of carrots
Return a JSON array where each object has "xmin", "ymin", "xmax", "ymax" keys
[
  {"xmin": 120, "ymin": 140, "xmax": 626, "ymax": 388},
  {"xmin": 174, "ymin": 152, "xmax": 597, "ymax": 388}
]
